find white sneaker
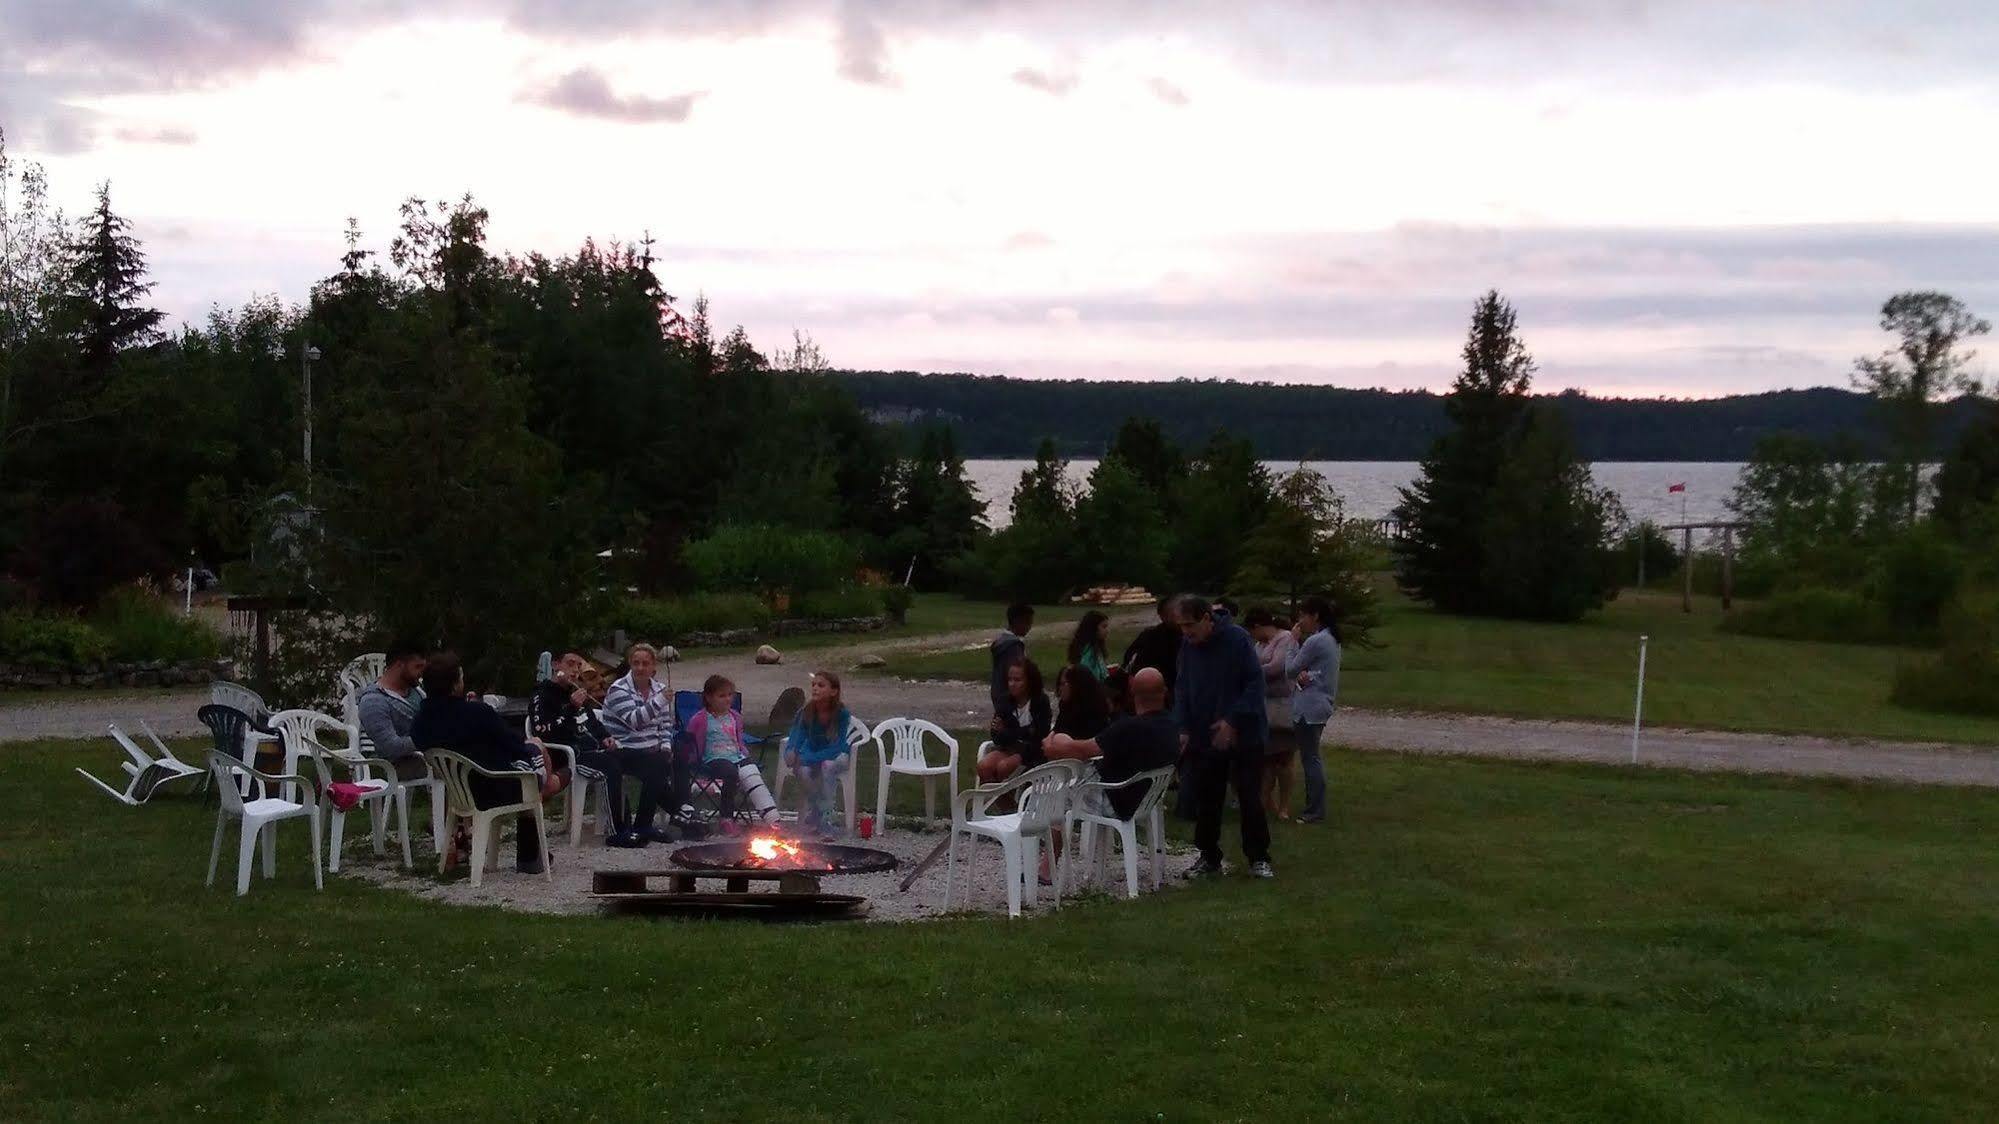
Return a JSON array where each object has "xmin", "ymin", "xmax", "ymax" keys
[{"xmin": 1249, "ymin": 860, "xmax": 1275, "ymax": 879}]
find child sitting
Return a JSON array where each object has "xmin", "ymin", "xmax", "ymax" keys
[
  {"xmin": 783, "ymin": 671, "xmax": 855, "ymax": 840},
  {"xmin": 682, "ymin": 674, "xmax": 780, "ymax": 831}
]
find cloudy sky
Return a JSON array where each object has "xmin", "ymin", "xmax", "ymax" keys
[{"xmin": 5, "ymin": 0, "xmax": 1998, "ymax": 396}]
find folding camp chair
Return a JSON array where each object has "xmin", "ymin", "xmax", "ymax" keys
[{"xmin": 672, "ymin": 690, "xmax": 769, "ymax": 828}]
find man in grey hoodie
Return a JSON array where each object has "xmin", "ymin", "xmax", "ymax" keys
[
  {"xmin": 1169, "ymin": 594, "xmax": 1273, "ymax": 879},
  {"xmin": 357, "ymin": 644, "xmax": 428, "ymax": 781}
]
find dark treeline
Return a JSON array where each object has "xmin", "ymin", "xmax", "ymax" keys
[{"xmin": 838, "ymin": 370, "xmax": 1988, "ymax": 461}]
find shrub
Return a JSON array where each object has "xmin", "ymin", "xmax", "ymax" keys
[
  {"xmin": 683, "ymin": 524, "xmax": 858, "ymax": 598},
  {"xmin": 1617, "ymin": 522, "xmax": 1681, "ymax": 585},
  {"xmin": 791, "ymin": 586, "xmax": 885, "ymax": 621},
  {"xmin": 91, "ymin": 587, "xmax": 226, "ymax": 663},
  {"xmin": 613, "ymin": 593, "xmax": 772, "ymax": 640},
  {"xmin": 1723, "ymin": 588, "xmax": 1903, "ymax": 646},
  {"xmin": 1868, "ymin": 527, "xmax": 1963, "ymax": 632},
  {"xmin": 0, "ymin": 611, "xmax": 112, "ymax": 669},
  {"xmin": 1891, "ymin": 594, "xmax": 1999, "ymax": 716},
  {"xmin": 8, "ymin": 497, "xmax": 162, "ymax": 608},
  {"xmin": 881, "ymin": 584, "xmax": 913, "ymax": 624}
]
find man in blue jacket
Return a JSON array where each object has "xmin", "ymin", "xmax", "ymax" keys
[{"xmin": 1170, "ymin": 593, "xmax": 1274, "ymax": 879}]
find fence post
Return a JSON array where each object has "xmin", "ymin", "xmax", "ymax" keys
[{"xmin": 1631, "ymin": 635, "xmax": 1649, "ymax": 765}]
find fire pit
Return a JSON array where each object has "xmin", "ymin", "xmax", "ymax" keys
[{"xmin": 671, "ymin": 835, "xmax": 899, "ymax": 875}]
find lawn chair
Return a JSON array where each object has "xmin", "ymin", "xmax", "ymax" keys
[
  {"xmin": 211, "ymin": 681, "xmax": 282, "ymax": 762},
  {"xmin": 337, "ymin": 653, "xmax": 385, "ymax": 752},
  {"xmin": 872, "ymin": 717, "xmax": 960, "ymax": 833},
  {"xmin": 672, "ymin": 689, "xmax": 769, "ymax": 828},
  {"xmin": 526, "ymin": 715, "xmax": 623, "ymax": 848},
  {"xmin": 425, "ymin": 749, "xmax": 551, "ymax": 889},
  {"xmin": 770, "ymin": 714, "xmax": 870, "ymax": 836},
  {"xmin": 75, "ymin": 722, "xmax": 206, "ymax": 805},
  {"xmin": 1063, "ymin": 763, "xmax": 1177, "ymax": 898},
  {"xmin": 204, "ymin": 752, "xmax": 323, "ymax": 896},
  {"xmin": 943, "ymin": 759, "xmax": 1082, "ymax": 918},
  {"xmin": 271, "ymin": 709, "xmax": 413, "ymax": 871}
]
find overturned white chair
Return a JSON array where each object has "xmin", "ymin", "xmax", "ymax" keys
[
  {"xmin": 204, "ymin": 752, "xmax": 322, "ymax": 896},
  {"xmin": 76, "ymin": 721, "xmax": 206, "ymax": 805}
]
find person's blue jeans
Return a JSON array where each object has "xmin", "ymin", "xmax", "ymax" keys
[{"xmin": 1296, "ymin": 722, "xmax": 1327, "ymax": 820}]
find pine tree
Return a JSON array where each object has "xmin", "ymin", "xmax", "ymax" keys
[
  {"xmin": 61, "ymin": 182, "xmax": 163, "ymax": 379},
  {"xmin": 1232, "ymin": 467, "xmax": 1380, "ymax": 645},
  {"xmin": 1393, "ymin": 290, "xmax": 1534, "ymax": 613}
]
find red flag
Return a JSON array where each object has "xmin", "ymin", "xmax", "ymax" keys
[{"xmin": 1666, "ymin": 482, "xmax": 1687, "ymax": 493}]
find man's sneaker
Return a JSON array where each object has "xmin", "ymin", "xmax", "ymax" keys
[
  {"xmin": 1250, "ymin": 860, "xmax": 1275, "ymax": 879},
  {"xmin": 1181, "ymin": 857, "xmax": 1227, "ymax": 880},
  {"xmin": 642, "ymin": 824, "xmax": 678, "ymax": 845},
  {"xmin": 606, "ymin": 830, "xmax": 647, "ymax": 849}
]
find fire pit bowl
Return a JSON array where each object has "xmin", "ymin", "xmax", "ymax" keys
[{"xmin": 671, "ymin": 838, "xmax": 899, "ymax": 875}]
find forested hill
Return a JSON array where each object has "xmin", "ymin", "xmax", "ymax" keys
[{"xmin": 829, "ymin": 371, "xmax": 1985, "ymax": 461}]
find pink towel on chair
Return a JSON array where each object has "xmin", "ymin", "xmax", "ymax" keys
[{"xmin": 327, "ymin": 781, "xmax": 373, "ymax": 811}]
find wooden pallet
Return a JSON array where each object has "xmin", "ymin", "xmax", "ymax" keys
[{"xmin": 590, "ymin": 868, "xmax": 868, "ymax": 918}]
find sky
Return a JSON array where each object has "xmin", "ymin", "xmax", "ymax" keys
[{"xmin": 4, "ymin": 0, "xmax": 1998, "ymax": 397}]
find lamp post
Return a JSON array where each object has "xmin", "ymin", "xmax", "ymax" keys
[{"xmin": 268, "ymin": 340, "xmax": 323, "ymax": 498}]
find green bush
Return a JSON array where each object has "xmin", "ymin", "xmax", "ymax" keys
[
  {"xmin": 614, "ymin": 593, "xmax": 772, "ymax": 640},
  {"xmin": 790, "ymin": 586, "xmax": 885, "ymax": 621},
  {"xmin": 91, "ymin": 588, "xmax": 226, "ymax": 663},
  {"xmin": 0, "ymin": 611, "xmax": 112, "ymax": 669},
  {"xmin": 1723, "ymin": 588, "xmax": 1903, "ymax": 646},
  {"xmin": 881, "ymin": 584, "xmax": 913, "ymax": 624},
  {"xmin": 684, "ymin": 524, "xmax": 857, "ymax": 597},
  {"xmin": 1891, "ymin": 595, "xmax": 1999, "ymax": 716},
  {"xmin": 1868, "ymin": 527, "xmax": 1963, "ymax": 632}
]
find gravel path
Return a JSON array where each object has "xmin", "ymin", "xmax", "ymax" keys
[{"xmin": 9, "ymin": 624, "xmax": 1996, "ymax": 789}]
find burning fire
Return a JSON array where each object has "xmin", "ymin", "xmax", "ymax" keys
[{"xmin": 748, "ymin": 835, "xmax": 804, "ymax": 863}]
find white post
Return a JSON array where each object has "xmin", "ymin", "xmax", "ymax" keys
[
  {"xmin": 1631, "ymin": 634, "xmax": 1649, "ymax": 764},
  {"xmin": 183, "ymin": 566, "xmax": 194, "ymax": 616}
]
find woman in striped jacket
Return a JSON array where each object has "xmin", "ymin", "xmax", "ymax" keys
[{"xmin": 600, "ymin": 643, "xmax": 681, "ymax": 840}]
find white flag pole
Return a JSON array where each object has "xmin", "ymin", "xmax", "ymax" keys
[{"xmin": 1631, "ymin": 634, "xmax": 1649, "ymax": 764}]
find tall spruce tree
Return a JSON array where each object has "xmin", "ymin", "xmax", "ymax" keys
[
  {"xmin": 1395, "ymin": 291, "xmax": 1619, "ymax": 619},
  {"xmin": 61, "ymin": 182, "xmax": 163, "ymax": 381}
]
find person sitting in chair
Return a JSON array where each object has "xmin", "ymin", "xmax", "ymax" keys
[
  {"xmin": 411, "ymin": 651, "xmax": 567, "ymax": 873},
  {"xmin": 1044, "ymin": 668, "xmax": 1181, "ymax": 819},
  {"xmin": 600, "ymin": 642, "xmax": 681, "ymax": 842},
  {"xmin": 783, "ymin": 671, "xmax": 855, "ymax": 841},
  {"xmin": 977, "ymin": 657, "xmax": 1051, "ymax": 784},
  {"xmin": 357, "ymin": 643, "xmax": 428, "ymax": 781},
  {"xmin": 533, "ymin": 651, "xmax": 664, "ymax": 849},
  {"xmin": 682, "ymin": 675, "xmax": 780, "ymax": 831}
]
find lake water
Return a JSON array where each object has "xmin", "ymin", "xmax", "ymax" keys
[{"xmin": 966, "ymin": 461, "xmax": 1746, "ymax": 530}]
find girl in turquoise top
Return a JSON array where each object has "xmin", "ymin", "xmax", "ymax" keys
[
  {"xmin": 1066, "ymin": 610, "xmax": 1111, "ymax": 681},
  {"xmin": 783, "ymin": 671, "xmax": 855, "ymax": 840}
]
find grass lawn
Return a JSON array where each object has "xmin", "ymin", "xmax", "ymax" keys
[
  {"xmin": 5, "ymin": 737, "xmax": 1997, "ymax": 1119},
  {"xmin": 878, "ymin": 589, "xmax": 1999, "ymax": 746},
  {"xmin": 698, "ymin": 592, "xmax": 1097, "ymax": 660}
]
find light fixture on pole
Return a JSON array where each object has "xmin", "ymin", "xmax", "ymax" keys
[{"xmin": 302, "ymin": 344, "xmax": 322, "ymax": 498}]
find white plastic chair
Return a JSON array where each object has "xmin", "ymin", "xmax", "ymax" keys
[
  {"xmin": 771, "ymin": 716, "xmax": 870, "ymax": 835},
  {"xmin": 273, "ymin": 709, "xmax": 411, "ymax": 872},
  {"xmin": 76, "ymin": 722, "xmax": 206, "ymax": 805},
  {"xmin": 425, "ymin": 749, "xmax": 551, "ymax": 889},
  {"xmin": 1064, "ymin": 763, "xmax": 1177, "ymax": 898},
  {"xmin": 337, "ymin": 653, "xmax": 386, "ymax": 751},
  {"xmin": 204, "ymin": 752, "xmax": 322, "ymax": 896},
  {"xmin": 535, "ymin": 735, "xmax": 619, "ymax": 847},
  {"xmin": 272, "ymin": 707, "xmax": 441, "ymax": 865},
  {"xmin": 872, "ymin": 717, "xmax": 959, "ymax": 832},
  {"xmin": 944, "ymin": 760, "xmax": 1081, "ymax": 918}
]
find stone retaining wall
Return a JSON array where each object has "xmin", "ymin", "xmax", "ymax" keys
[
  {"xmin": 0, "ymin": 657, "xmax": 237, "ymax": 690},
  {"xmin": 677, "ymin": 615, "xmax": 887, "ymax": 649}
]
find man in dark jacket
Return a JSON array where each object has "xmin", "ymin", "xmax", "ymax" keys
[
  {"xmin": 1169, "ymin": 594, "xmax": 1273, "ymax": 879},
  {"xmin": 1120, "ymin": 597, "xmax": 1181, "ymax": 696}
]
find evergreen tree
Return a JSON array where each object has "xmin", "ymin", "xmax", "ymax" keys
[
  {"xmin": 1852, "ymin": 291, "xmax": 1990, "ymax": 523},
  {"xmin": 1395, "ymin": 291, "xmax": 1620, "ymax": 619},
  {"xmin": 1232, "ymin": 466, "xmax": 1380, "ymax": 645},
  {"xmin": 1107, "ymin": 415, "xmax": 1185, "ymax": 504},
  {"xmin": 1394, "ymin": 290, "xmax": 1535, "ymax": 613},
  {"xmin": 1168, "ymin": 430, "xmax": 1270, "ymax": 592},
  {"xmin": 60, "ymin": 182, "xmax": 163, "ymax": 380},
  {"xmin": 893, "ymin": 425, "xmax": 985, "ymax": 587},
  {"xmin": 1932, "ymin": 399, "xmax": 1999, "ymax": 538},
  {"xmin": 1012, "ymin": 437, "xmax": 1075, "ymax": 525},
  {"xmin": 1074, "ymin": 457, "xmax": 1170, "ymax": 593}
]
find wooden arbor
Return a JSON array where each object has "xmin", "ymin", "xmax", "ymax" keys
[{"xmin": 1657, "ymin": 521, "xmax": 1749, "ymax": 613}]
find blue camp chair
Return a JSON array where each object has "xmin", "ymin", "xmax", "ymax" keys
[{"xmin": 671, "ymin": 690, "xmax": 768, "ymax": 825}]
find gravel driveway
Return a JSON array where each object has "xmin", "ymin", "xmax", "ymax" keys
[{"xmin": 10, "ymin": 626, "xmax": 1996, "ymax": 789}]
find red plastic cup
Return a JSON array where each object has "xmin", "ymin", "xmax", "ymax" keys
[{"xmin": 857, "ymin": 813, "xmax": 875, "ymax": 839}]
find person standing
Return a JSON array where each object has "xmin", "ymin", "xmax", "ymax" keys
[
  {"xmin": 1169, "ymin": 594, "xmax": 1273, "ymax": 879},
  {"xmin": 990, "ymin": 603, "xmax": 1035, "ymax": 716},
  {"xmin": 1121, "ymin": 598, "xmax": 1181, "ymax": 692},
  {"xmin": 1246, "ymin": 606, "xmax": 1299, "ymax": 821},
  {"xmin": 1284, "ymin": 595, "xmax": 1343, "ymax": 824},
  {"xmin": 1066, "ymin": 610, "xmax": 1112, "ymax": 681}
]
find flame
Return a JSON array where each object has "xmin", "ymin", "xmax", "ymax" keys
[{"xmin": 748, "ymin": 835, "xmax": 802, "ymax": 863}]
